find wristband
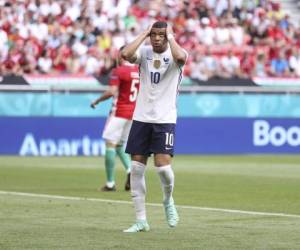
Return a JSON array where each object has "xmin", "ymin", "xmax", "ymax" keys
[{"xmin": 167, "ymin": 34, "xmax": 174, "ymax": 41}]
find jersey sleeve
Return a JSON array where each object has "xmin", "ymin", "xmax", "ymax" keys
[{"xmin": 109, "ymin": 68, "xmax": 120, "ymax": 86}]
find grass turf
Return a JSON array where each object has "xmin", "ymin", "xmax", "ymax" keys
[{"xmin": 0, "ymin": 155, "xmax": 300, "ymax": 249}]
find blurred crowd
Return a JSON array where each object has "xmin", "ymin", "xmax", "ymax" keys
[{"xmin": 1, "ymin": 0, "xmax": 300, "ymax": 81}]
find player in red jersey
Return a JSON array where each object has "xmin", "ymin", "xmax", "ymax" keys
[{"xmin": 91, "ymin": 46, "xmax": 139, "ymax": 191}]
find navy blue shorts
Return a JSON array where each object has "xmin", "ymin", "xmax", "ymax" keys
[{"xmin": 125, "ymin": 120, "xmax": 176, "ymax": 156}]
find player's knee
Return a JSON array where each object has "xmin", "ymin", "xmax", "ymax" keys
[
  {"xmin": 131, "ymin": 155, "xmax": 147, "ymax": 165},
  {"xmin": 106, "ymin": 141, "xmax": 117, "ymax": 148},
  {"xmin": 154, "ymin": 154, "xmax": 172, "ymax": 167}
]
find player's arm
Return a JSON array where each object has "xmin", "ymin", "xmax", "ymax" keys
[
  {"xmin": 90, "ymin": 86, "xmax": 118, "ymax": 109},
  {"xmin": 121, "ymin": 26, "xmax": 152, "ymax": 63},
  {"xmin": 166, "ymin": 24, "xmax": 188, "ymax": 66}
]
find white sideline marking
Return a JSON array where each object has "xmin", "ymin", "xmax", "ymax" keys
[{"xmin": 1, "ymin": 190, "xmax": 300, "ymax": 219}]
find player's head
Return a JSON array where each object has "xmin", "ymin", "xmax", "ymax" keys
[{"xmin": 150, "ymin": 21, "xmax": 168, "ymax": 53}]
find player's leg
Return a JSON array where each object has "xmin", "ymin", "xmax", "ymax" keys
[
  {"xmin": 123, "ymin": 121, "xmax": 152, "ymax": 232},
  {"xmin": 152, "ymin": 124, "xmax": 179, "ymax": 227},
  {"xmin": 155, "ymin": 154, "xmax": 179, "ymax": 227},
  {"xmin": 155, "ymin": 154, "xmax": 174, "ymax": 204},
  {"xmin": 117, "ymin": 120, "xmax": 133, "ymax": 190},
  {"xmin": 116, "ymin": 144, "xmax": 131, "ymax": 190},
  {"xmin": 101, "ymin": 116, "xmax": 127, "ymax": 191},
  {"xmin": 123, "ymin": 155, "xmax": 150, "ymax": 233},
  {"xmin": 99, "ymin": 141, "xmax": 116, "ymax": 191},
  {"xmin": 116, "ymin": 144, "xmax": 131, "ymax": 173}
]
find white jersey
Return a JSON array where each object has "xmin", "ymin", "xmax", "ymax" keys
[{"xmin": 133, "ymin": 45, "xmax": 187, "ymax": 124}]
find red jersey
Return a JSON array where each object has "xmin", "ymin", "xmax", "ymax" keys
[{"xmin": 109, "ymin": 64, "xmax": 139, "ymax": 119}]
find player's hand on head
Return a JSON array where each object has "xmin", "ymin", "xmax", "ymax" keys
[
  {"xmin": 166, "ymin": 23, "xmax": 174, "ymax": 36},
  {"xmin": 144, "ymin": 24, "xmax": 153, "ymax": 37}
]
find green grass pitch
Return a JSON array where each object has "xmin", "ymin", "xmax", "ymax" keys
[{"xmin": 0, "ymin": 155, "xmax": 300, "ymax": 249}]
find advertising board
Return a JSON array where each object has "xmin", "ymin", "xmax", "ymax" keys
[{"xmin": 1, "ymin": 117, "xmax": 299, "ymax": 155}]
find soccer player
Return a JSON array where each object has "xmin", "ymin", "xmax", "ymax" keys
[
  {"xmin": 121, "ymin": 21, "xmax": 188, "ymax": 232},
  {"xmin": 90, "ymin": 47, "xmax": 139, "ymax": 191}
]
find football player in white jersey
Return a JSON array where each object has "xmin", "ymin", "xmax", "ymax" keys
[{"xmin": 121, "ymin": 21, "xmax": 188, "ymax": 233}]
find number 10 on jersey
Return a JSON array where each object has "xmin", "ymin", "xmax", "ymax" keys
[{"xmin": 150, "ymin": 72, "xmax": 160, "ymax": 84}]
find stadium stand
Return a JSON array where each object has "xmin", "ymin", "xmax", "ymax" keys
[{"xmin": 0, "ymin": 0, "xmax": 300, "ymax": 83}]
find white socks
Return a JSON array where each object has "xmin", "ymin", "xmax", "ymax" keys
[
  {"xmin": 130, "ymin": 162, "xmax": 174, "ymax": 222},
  {"xmin": 131, "ymin": 161, "xmax": 147, "ymax": 221},
  {"xmin": 156, "ymin": 165, "xmax": 174, "ymax": 203}
]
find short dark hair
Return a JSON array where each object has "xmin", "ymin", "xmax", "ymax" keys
[{"xmin": 152, "ymin": 21, "xmax": 167, "ymax": 29}]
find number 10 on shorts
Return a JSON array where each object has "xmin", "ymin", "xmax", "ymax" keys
[{"xmin": 165, "ymin": 132, "xmax": 174, "ymax": 146}]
